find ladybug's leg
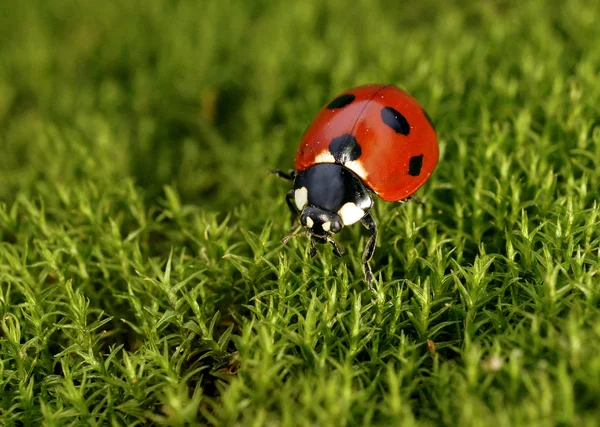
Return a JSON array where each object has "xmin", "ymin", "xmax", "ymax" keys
[
  {"xmin": 399, "ymin": 195, "xmax": 424, "ymax": 205},
  {"xmin": 309, "ymin": 237, "xmax": 319, "ymax": 258},
  {"xmin": 270, "ymin": 169, "xmax": 296, "ymax": 181},
  {"xmin": 285, "ymin": 190, "xmax": 299, "ymax": 226},
  {"xmin": 360, "ymin": 213, "xmax": 378, "ymax": 284},
  {"xmin": 272, "ymin": 169, "xmax": 298, "ymax": 224},
  {"xmin": 326, "ymin": 237, "xmax": 345, "ymax": 258}
]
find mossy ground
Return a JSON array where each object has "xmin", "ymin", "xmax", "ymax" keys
[{"xmin": 1, "ymin": 0, "xmax": 600, "ymax": 425}]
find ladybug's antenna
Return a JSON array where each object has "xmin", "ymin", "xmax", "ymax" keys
[
  {"xmin": 281, "ymin": 230, "xmax": 310, "ymax": 245},
  {"xmin": 281, "ymin": 230, "xmax": 345, "ymax": 260}
]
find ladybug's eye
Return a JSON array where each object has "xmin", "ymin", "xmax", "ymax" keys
[
  {"xmin": 315, "ymin": 219, "xmax": 340, "ymax": 236},
  {"xmin": 318, "ymin": 217, "xmax": 342, "ymax": 234},
  {"xmin": 329, "ymin": 219, "xmax": 342, "ymax": 233}
]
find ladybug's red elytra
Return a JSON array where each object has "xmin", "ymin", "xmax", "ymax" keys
[{"xmin": 272, "ymin": 84, "xmax": 439, "ymax": 284}]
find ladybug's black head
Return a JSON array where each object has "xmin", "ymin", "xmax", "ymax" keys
[
  {"xmin": 292, "ymin": 164, "xmax": 373, "ymax": 235},
  {"xmin": 280, "ymin": 163, "xmax": 373, "ymax": 259},
  {"xmin": 300, "ymin": 206, "xmax": 343, "ymax": 237}
]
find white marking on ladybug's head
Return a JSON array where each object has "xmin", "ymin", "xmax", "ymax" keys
[
  {"xmin": 294, "ymin": 187, "xmax": 308, "ymax": 210},
  {"xmin": 344, "ymin": 159, "xmax": 369, "ymax": 180},
  {"xmin": 306, "ymin": 216, "xmax": 314, "ymax": 228},
  {"xmin": 315, "ymin": 151, "xmax": 336, "ymax": 163},
  {"xmin": 322, "ymin": 221, "xmax": 331, "ymax": 232},
  {"xmin": 338, "ymin": 202, "xmax": 365, "ymax": 226}
]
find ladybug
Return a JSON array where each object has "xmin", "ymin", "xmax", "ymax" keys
[{"xmin": 272, "ymin": 84, "xmax": 439, "ymax": 284}]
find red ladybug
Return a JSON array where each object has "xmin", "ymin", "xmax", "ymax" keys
[{"xmin": 272, "ymin": 84, "xmax": 439, "ymax": 284}]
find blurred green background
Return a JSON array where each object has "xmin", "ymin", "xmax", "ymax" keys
[
  {"xmin": 7, "ymin": 0, "xmax": 593, "ymax": 209},
  {"xmin": 1, "ymin": 0, "xmax": 600, "ymax": 425},
  {"xmin": 2, "ymin": 0, "xmax": 598, "ymax": 208}
]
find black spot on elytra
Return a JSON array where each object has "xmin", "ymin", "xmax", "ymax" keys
[
  {"xmin": 381, "ymin": 106, "xmax": 410, "ymax": 135},
  {"xmin": 329, "ymin": 134, "xmax": 361, "ymax": 164},
  {"xmin": 408, "ymin": 155, "xmax": 423, "ymax": 176},
  {"xmin": 422, "ymin": 108, "xmax": 436, "ymax": 131},
  {"xmin": 327, "ymin": 94, "xmax": 356, "ymax": 109}
]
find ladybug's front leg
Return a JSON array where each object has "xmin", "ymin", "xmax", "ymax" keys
[
  {"xmin": 326, "ymin": 237, "xmax": 345, "ymax": 258},
  {"xmin": 270, "ymin": 169, "xmax": 296, "ymax": 181},
  {"xmin": 285, "ymin": 190, "xmax": 300, "ymax": 228},
  {"xmin": 309, "ymin": 237, "xmax": 319, "ymax": 258},
  {"xmin": 360, "ymin": 213, "xmax": 378, "ymax": 284}
]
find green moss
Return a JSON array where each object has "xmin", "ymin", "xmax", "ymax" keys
[{"xmin": 1, "ymin": 0, "xmax": 600, "ymax": 425}]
